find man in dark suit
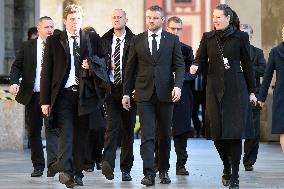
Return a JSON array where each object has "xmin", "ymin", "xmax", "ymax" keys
[
  {"xmin": 240, "ymin": 24, "xmax": 266, "ymax": 172},
  {"xmin": 40, "ymin": 4, "xmax": 105, "ymax": 188},
  {"xmin": 100, "ymin": 9, "xmax": 136, "ymax": 181},
  {"xmin": 122, "ymin": 5, "xmax": 184, "ymax": 186},
  {"xmin": 9, "ymin": 16, "xmax": 58, "ymax": 177},
  {"xmin": 166, "ymin": 16, "xmax": 195, "ymax": 176}
]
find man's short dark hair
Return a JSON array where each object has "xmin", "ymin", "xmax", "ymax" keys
[
  {"xmin": 167, "ymin": 16, "xmax": 183, "ymax": 26},
  {"xmin": 147, "ymin": 5, "xmax": 164, "ymax": 16},
  {"xmin": 38, "ymin": 16, "xmax": 52, "ymax": 24},
  {"xmin": 83, "ymin": 26, "xmax": 97, "ymax": 33},
  {"xmin": 27, "ymin": 27, "xmax": 38, "ymax": 40}
]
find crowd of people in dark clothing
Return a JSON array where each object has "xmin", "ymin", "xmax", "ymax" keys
[{"xmin": 8, "ymin": 3, "xmax": 284, "ymax": 189}]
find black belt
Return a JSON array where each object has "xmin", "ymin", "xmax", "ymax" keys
[{"xmin": 64, "ymin": 85, "xmax": 78, "ymax": 92}]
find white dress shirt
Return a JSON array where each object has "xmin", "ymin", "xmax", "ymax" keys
[
  {"xmin": 65, "ymin": 30, "xmax": 80, "ymax": 88},
  {"xmin": 147, "ymin": 28, "xmax": 162, "ymax": 55},
  {"xmin": 33, "ymin": 36, "xmax": 45, "ymax": 92},
  {"xmin": 110, "ymin": 31, "xmax": 126, "ymax": 83}
]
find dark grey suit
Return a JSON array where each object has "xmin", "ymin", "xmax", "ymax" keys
[{"xmin": 123, "ymin": 30, "xmax": 184, "ymax": 177}]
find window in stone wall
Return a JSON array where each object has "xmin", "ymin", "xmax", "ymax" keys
[{"xmin": 176, "ymin": 0, "xmax": 192, "ymax": 2}]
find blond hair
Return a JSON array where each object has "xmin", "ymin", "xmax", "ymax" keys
[{"xmin": 63, "ymin": 4, "xmax": 83, "ymax": 19}]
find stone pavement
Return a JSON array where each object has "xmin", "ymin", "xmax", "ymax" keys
[{"xmin": 0, "ymin": 139, "xmax": 283, "ymax": 189}]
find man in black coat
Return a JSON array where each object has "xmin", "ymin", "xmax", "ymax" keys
[
  {"xmin": 166, "ymin": 16, "xmax": 195, "ymax": 176},
  {"xmin": 240, "ymin": 24, "xmax": 266, "ymax": 171},
  {"xmin": 122, "ymin": 5, "xmax": 184, "ymax": 186},
  {"xmin": 9, "ymin": 16, "xmax": 59, "ymax": 178},
  {"xmin": 40, "ymin": 4, "xmax": 105, "ymax": 188},
  {"xmin": 100, "ymin": 9, "xmax": 136, "ymax": 181}
]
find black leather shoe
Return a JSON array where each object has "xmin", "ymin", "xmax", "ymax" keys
[
  {"xmin": 31, "ymin": 169, "xmax": 43, "ymax": 177},
  {"xmin": 244, "ymin": 164, "xmax": 254, "ymax": 171},
  {"xmin": 101, "ymin": 161, "xmax": 114, "ymax": 180},
  {"xmin": 59, "ymin": 173, "xmax": 75, "ymax": 188},
  {"xmin": 229, "ymin": 179, "xmax": 239, "ymax": 189},
  {"xmin": 122, "ymin": 172, "xmax": 132, "ymax": 181},
  {"xmin": 222, "ymin": 173, "xmax": 231, "ymax": 186},
  {"xmin": 141, "ymin": 175, "xmax": 155, "ymax": 186},
  {"xmin": 159, "ymin": 171, "xmax": 171, "ymax": 184},
  {"xmin": 176, "ymin": 167, "xmax": 189, "ymax": 175},
  {"xmin": 74, "ymin": 176, "xmax": 83, "ymax": 186},
  {"xmin": 96, "ymin": 162, "xmax": 102, "ymax": 170},
  {"xmin": 47, "ymin": 163, "xmax": 58, "ymax": 177}
]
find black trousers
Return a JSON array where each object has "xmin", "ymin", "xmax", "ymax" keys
[
  {"xmin": 54, "ymin": 90, "xmax": 89, "ymax": 178},
  {"xmin": 84, "ymin": 110, "xmax": 106, "ymax": 169},
  {"xmin": 26, "ymin": 93, "xmax": 58, "ymax": 170},
  {"xmin": 103, "ymin": 84, "xmax": 136, "ymax": 173},
  {"xmin": 192, "ymin": 90, "xmax": 206, "ymax": 136},
  {"xmin": 243, "ymin": 109, "xmax": 260, "ymax": 166},
  {"xmin": 138, "ymin": 93, "xmax": 173, "ymax": 177},
  {"xmin": 214, "ymin": 139, "xmax": 242, "ymax": 181},
  {"xmin": 174, "ymin": 133, "xmax": 188, "ymax": 169}
]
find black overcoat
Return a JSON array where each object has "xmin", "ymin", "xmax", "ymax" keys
[{"xmin": 195, "ymin": 28, "xmax": 255, "ymax": 140}]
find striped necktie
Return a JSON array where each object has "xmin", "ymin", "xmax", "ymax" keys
[
  {"xmin": 71, "ymin": 36, "xmax": 80, "ymax": 84},
  {"xmin": 41, "ymin": 41, "xmax": 45, "ymax": 66},
  {"xmin": 113, "ymin": 38, "xmax": 121, "ymax": 85}
]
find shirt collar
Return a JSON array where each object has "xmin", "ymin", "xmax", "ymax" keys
[
  {"xmin": 37, "ymin": 36, "xmax": 44, "ymax": 44},
  {"xmin": 66, "ymin": 29, "xmax": 80, "ymax": 39},
  {"xmin": 148, "ymin": 28, "xmax": 162, "ymax": 38},
  {"xmin": 113, "ymin": 31, "xmax": 126, "ymax": 42}
]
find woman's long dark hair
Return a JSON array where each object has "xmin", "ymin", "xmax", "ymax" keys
[{"xmin": 215, "ymin": 4, "xmax": 240, "ymax": 29}]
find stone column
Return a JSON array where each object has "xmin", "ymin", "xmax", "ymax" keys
[
  {"xmin": 4, "ymin": 0, "xmax": 15, "ymax": 75},
  {"xmin": 0, "ymin": 1, "xmax": 4, "ymax": 75}
]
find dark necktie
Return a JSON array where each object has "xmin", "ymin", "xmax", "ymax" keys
[
  {"xmin": 71, "ymin": 36, "xmax": 80, "ymax": 84},
  {"xmin": 41, "ymin": 41, "xmax": 46, "ymax": 66},
  {"xmin": 151, "ymin": 33, "xmax": 157, "ymax": 58},
  {"xmin": 113, "ymin": 38, "xmax": 121, "ymax": 85}
]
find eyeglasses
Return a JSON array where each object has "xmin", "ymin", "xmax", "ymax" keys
[{"xmin": 168, "ymin": 27, "xmax": 182, "ymax": 31}]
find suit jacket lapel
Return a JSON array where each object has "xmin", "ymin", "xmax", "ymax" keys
[
  {"xmin": 31, "ymin": 39, "xmax": 37, "ymax": 65},
  {"xmin": 59, "ymin": 31, "xmax": 71, "ymax": 68},
  {"xmin": 156, "ymin": 31, "xmax": 166, "ymax": 61},
  {"xmin": 143, "ymin": 32, "xmax": 155, "ymax": 63},
  {"xmin": 80, "ymin": 30, "xmax": 87, "ymax": 59},
  {"xmin": 59, "ymin": 31, "xmax": 69, "ymax": 55},
  {"xmin": 31, "ymin": 39, "xmax": 37, "ymax": 74}
]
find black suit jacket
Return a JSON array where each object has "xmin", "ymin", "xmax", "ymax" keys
[
  {"xmin": 181, "ymin": 42, "xmax": 195, "ymax": 81},
  {"xmin": 40, "ymin": 30, "xmax": 104, "ymax": 112},
  {"xmin": 250, "ymin": 45, "xmax": 266, "ymax": 94},
  {"xmin": 123, "ymin": 30, "xmax": 185, "ymax": 102},
  {"xmin": 10, "ymin": 39, "xmax": 38, "ymax": 105}
]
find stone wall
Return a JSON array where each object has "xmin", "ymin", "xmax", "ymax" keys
[
  {"xmin": 0, "ymin": 96, "xmax": 25, "ymax": 150},
  {"xmin": 40, "ymin": 0, "xmax": 145, "ymax": 36}
]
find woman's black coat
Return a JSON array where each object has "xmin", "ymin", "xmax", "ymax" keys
[{"xmin": 195, "ymin": 27, "xmax": 255, "ymax": 140}]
